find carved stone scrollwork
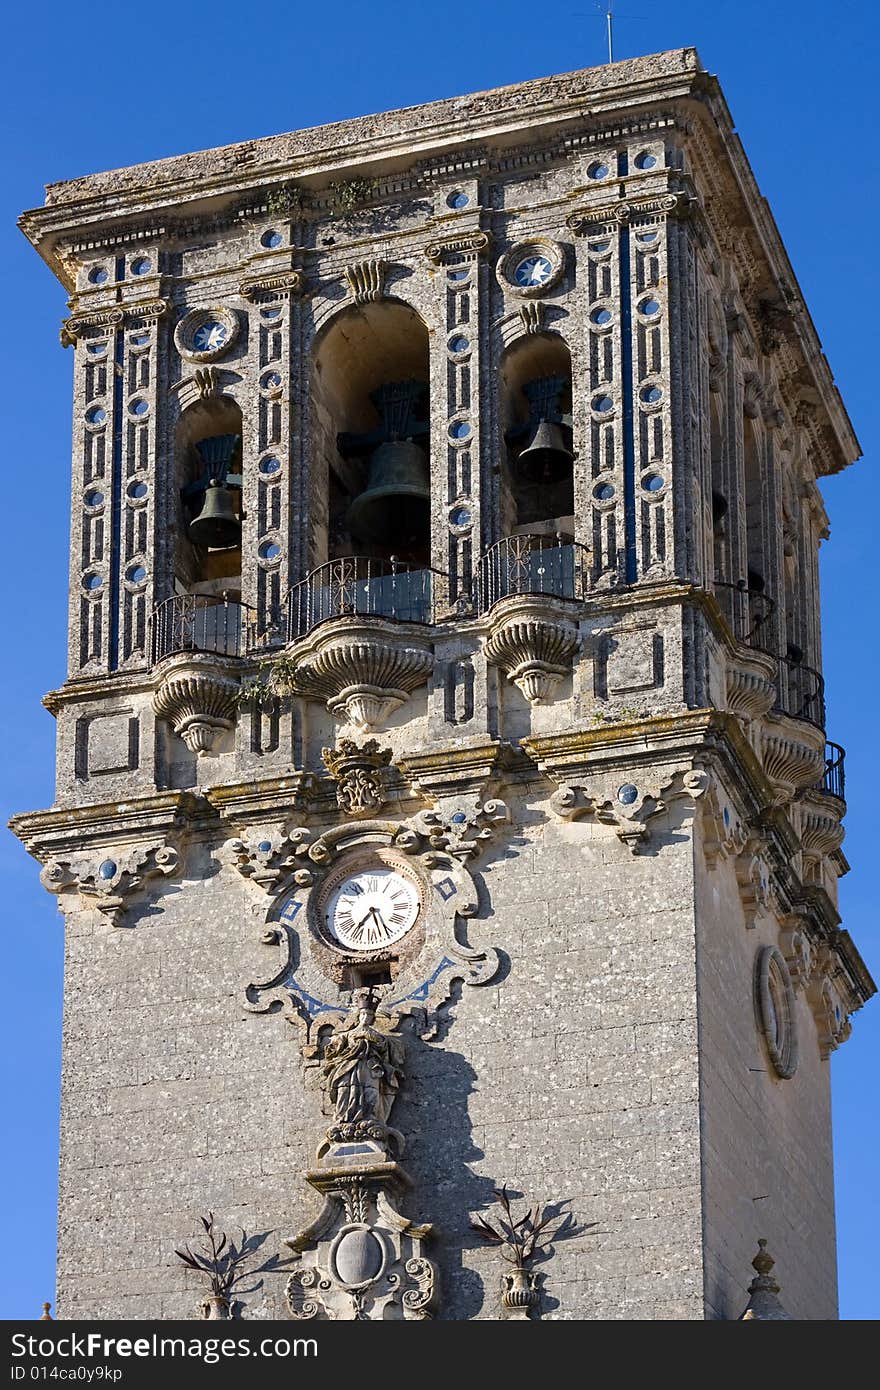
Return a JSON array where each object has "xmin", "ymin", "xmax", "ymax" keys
[
  {"xmin": 285, "ymin": 620, "xmax": 433, "ymax": 731},
  {"xmin": 40, "ymin": 842, "xmax": 179, "ymax": 927},
  {"xmin": 285, "ymin": 1176, "xmax": 438, "ymax": 1321},
  {"xmin": 345, "ymin": 259, "xmax": 386, "ymax": 305},
  {"xmin": 698, "ymin": 773, "xmax": 748, "ymax": 866},
  {"xmin": 779, "ymin": 917, "xmax": 815, "ymax": 994},
  {"xmin": 424, "ymin": 231, "xmax": 491, "ymax": 265},
  {"xmin": 321, "ymin": 739, "xmax": 392, "ymax": 817},
  {"xmin": 798, "ymin": 802, "xmax": 845, "ymax": 857},
  {"xmin": 806, "ymin": 947, "xmax": 852, "ymax": 1059},
  {"xmin": 736, "ymin": 842, "xmax": 772, "ymax": 929},
  {"xmin": 549, "ymin": 769, "xmax": 708, "ymax": 854},
  {"xmin": 152, "ymin": 654, "xmax": 239, "ymax": 753},
  {"xmin": 239, "ymin": 270, "xmax": 304, "ymax": 302},
  {"xmin": 219, "ymin": 826, "xmax": 313, "ymax": 893},
  {"xmin": 485, "ymin": 602, "xmax": 578, "ymax": 705}
]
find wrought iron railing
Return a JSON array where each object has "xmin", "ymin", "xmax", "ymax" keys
[
  {"xmin": 712, "ymin": 579, "xmax": 775, "ymax": 651},
  {"xmin": 150, "ymin": 593, "xmax": 256, "ymax": 663},
  {"xmin": 285, "ymin": 557, "xmax": 436, "ymax": 642},
  {"xmin": 775, "ymin": 657, "xmax": 826, "ymax": 731},
  {"xmin": 478, "ymin": 534, "xmax": 589, "ymax": 612},
  {"xmin": 820, "ymin": 741, "xmax": 846, "ymax": 801}
]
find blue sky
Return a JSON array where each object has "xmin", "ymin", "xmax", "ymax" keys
[{"xmin": 1, "ymin": 0, "xmax": 877, "ymax": 1320}]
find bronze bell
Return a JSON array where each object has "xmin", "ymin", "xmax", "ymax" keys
[
  {"xmin": 189, "ymin": 479, "xmax": 241, "ymax": 549},
  {"xmin": 347, "ymin": 439, "xmax": 430, "ymax": 546},
  {"xmin": 516, "ymin": 418, "xmax": 573, "ymax": 483}
]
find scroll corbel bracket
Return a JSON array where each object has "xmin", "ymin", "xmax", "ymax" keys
[
  {"xmin": 219, "ymin": 827, "xmax": 313, "ymax": 893},
  {"xmin": 39, "ymin": 841, "xmax": 180, "ymax": 927},
  {"xmin": 548, "ymin": 769, "xmax": 709, "ymax": 855}
]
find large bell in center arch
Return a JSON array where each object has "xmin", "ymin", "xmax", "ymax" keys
[{"xmin": 341, "ymin": 380, "xmax": 430, "ymax": 549}]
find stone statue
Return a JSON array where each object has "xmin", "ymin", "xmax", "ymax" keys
[{"xmin": 322, "ymin": 993, "xmax": 405, "ymax": 1136}]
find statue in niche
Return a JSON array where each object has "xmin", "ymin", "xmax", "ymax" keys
[{"xmin": 322, "ymin": 992, "xmax": 405, "ymax": 1140}]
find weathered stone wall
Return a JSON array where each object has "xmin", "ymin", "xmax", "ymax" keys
[
  {"xmin": 55, "ymin": 788, "xmax": 705, "ymax": 1320},
  {"xmin": 694, "ymin": 809, "xmax": 838, "ymax": 1320}
]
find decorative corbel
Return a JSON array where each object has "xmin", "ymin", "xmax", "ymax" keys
[
  {"xmin": 345, "ymin": 259, "xmax": 386, "ymax": 305},
  {"xmin": 735, "ymin": 839, "xmax": 772, "ymax": 929},
  {"xmin": 39, "ymin": 842, "xmax": 180, "ymax": 927},
  {"xmin": 219, "ymin": 827, "xmax": 313, "ymax": 893},
  {"xmin": 408, "ymin": 800, "xmax": 509, "ymax": 862},
  {"xmin": 549, "ymin": 769, "xmax": 709, "ymax": 854}
]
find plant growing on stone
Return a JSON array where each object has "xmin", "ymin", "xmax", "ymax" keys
[
  {"xmin": 470, "ymin": 1187, "xmax": 573, "ymax": 1269},
  {"xmin": 266, "ymin": 182, "xmax": 305, "ymax": 216},
  {"xmin": 328, "ymin": 178, "xmax": 376, "ymax": 215},
  {"xmin": 236, "ymin": 651, "xmax": 299, "ymax": 709},
  {"xmin": 175, "ymin": 1213, "xmax": 277, "ymax": 1299}
]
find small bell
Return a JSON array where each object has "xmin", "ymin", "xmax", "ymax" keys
[
  {"xmin": 347, "ymin": 439, "xmax": 430, "ymax": 547},
  {"xmin": 188, "ymin": 479, "xmax": 241, "ymax": 549},
  {"xmin": 516, "ymin": 418, "xmax": 573, "ymax": 483}
]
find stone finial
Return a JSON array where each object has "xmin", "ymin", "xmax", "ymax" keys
[
  {"xmin": 40, "ymin": 1302, "xmax": 52, "ymax": 1320},
  {"xmin": 738, "ymin": 1240, "xmax": 793, "ymax": 1320}
]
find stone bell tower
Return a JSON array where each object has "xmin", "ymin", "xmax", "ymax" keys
[{"xmin": 13, "ymin": 48, "xmax": 873, "ymax": 1321}]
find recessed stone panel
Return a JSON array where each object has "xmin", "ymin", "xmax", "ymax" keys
[{"xmin": 75, "ymin": 710, "xmax": 139, "ymax": 779}]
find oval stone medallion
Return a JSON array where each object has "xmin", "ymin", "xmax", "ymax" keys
[{"xmin": 333, "ymin": 1228, "xmax": 383, "ymax": 1286}]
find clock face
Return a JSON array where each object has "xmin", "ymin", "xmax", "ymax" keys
[
  {"xmin": 324, "ymin": 867, "xmax": 420, "ymax": 951},
  {"xmin": 192, "ymin": 320, "xmax": 229, "ymax": 353},
  {"xmin": 514, "ymin": 254, "xmax": 553, "ymax": 288}
]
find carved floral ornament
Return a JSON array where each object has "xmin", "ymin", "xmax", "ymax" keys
[{"xmin": 39, "ymin": 842, "xmax": 180, "ymax": 927}]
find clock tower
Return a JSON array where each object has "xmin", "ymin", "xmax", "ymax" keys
[{"xmin": 13, "ymin": 48, "xmax": 873, "ymax": 1320}]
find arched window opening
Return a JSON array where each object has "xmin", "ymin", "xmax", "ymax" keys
[
  {"xmin": 743, "ymin": 414, "xmax": 768, "ymax": 638},
  {"xmin": 499, "ymin": 334, "xmax": 574, "ymax": 537},
  {"xmin": 710, "ymin": 395, "xmax": 728, "ymax": 582},
  {"xmin": 175, "ymin": 397, "xmax": 244, "ymax": 599},
  {"xmin": 312, "ymin": 302, "xmax": 431, "ymax": 569}
]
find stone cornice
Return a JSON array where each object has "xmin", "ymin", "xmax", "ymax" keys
[
  {"xmin": 25, "ymin": 51, "xmax": 701, "ymax": 222},
  {"xmin": 8, "ymin": 790, "xmax": 213, "ymax": 859},
  {"xmin": 682, "ymin": 100, "xmax": 859, "ymax": 474}
]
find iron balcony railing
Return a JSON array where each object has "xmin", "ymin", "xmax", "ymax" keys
[
  {"xmin": 285, "ymin": 557, "xmax": 436, "ymax": 642},
  {"xmin": 821, "ymin": 741, "xmax": 846, "ymax": 801},
  {"xmin": 712, "ymin": 578, "xmax": 776, "ymax": 652},
  {"xmin": 478, "ymin": 534, "xmax": 589, "ymax": 612},
  {"xmin": 150, "ymin": 593, "xmax": 256, "ymax": 663},
  {"xmin": 775, "ymin": 657, "xmax": 826, "ymax": 731}
]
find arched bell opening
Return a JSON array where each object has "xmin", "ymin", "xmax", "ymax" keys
[
  {"xmin": 743, "ymin": 413, "xmax": 769, "ymax": 641},
  {"xmin": 174, "ymin": 396, "xmax": 244, "ymax": 600},
  {"xmin": 311, "ymin": 301, "xmax": 431, "ymax": 569},
  {"xmin": 710, "ymin": 394, "xmax": 728, "ymax": 584},
  {"xmin": 499, "ymin": 333, "xmax": 574, "ymax": 538}
]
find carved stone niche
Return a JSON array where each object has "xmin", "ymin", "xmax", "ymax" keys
[
  {"xmin": 283, "ymin": 617, "xmax": 434, "ymax": 732},
  {"xmin": 484, "ymin": 596, "xmax": 579, "ymax": 705},
  {"xmin": 152, "ymin": 652, "xmax": 239, "ymax": 753},
  {"xmin": 285, "ymin": 1164, "xmax": 437, "ymax": 1321}
]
